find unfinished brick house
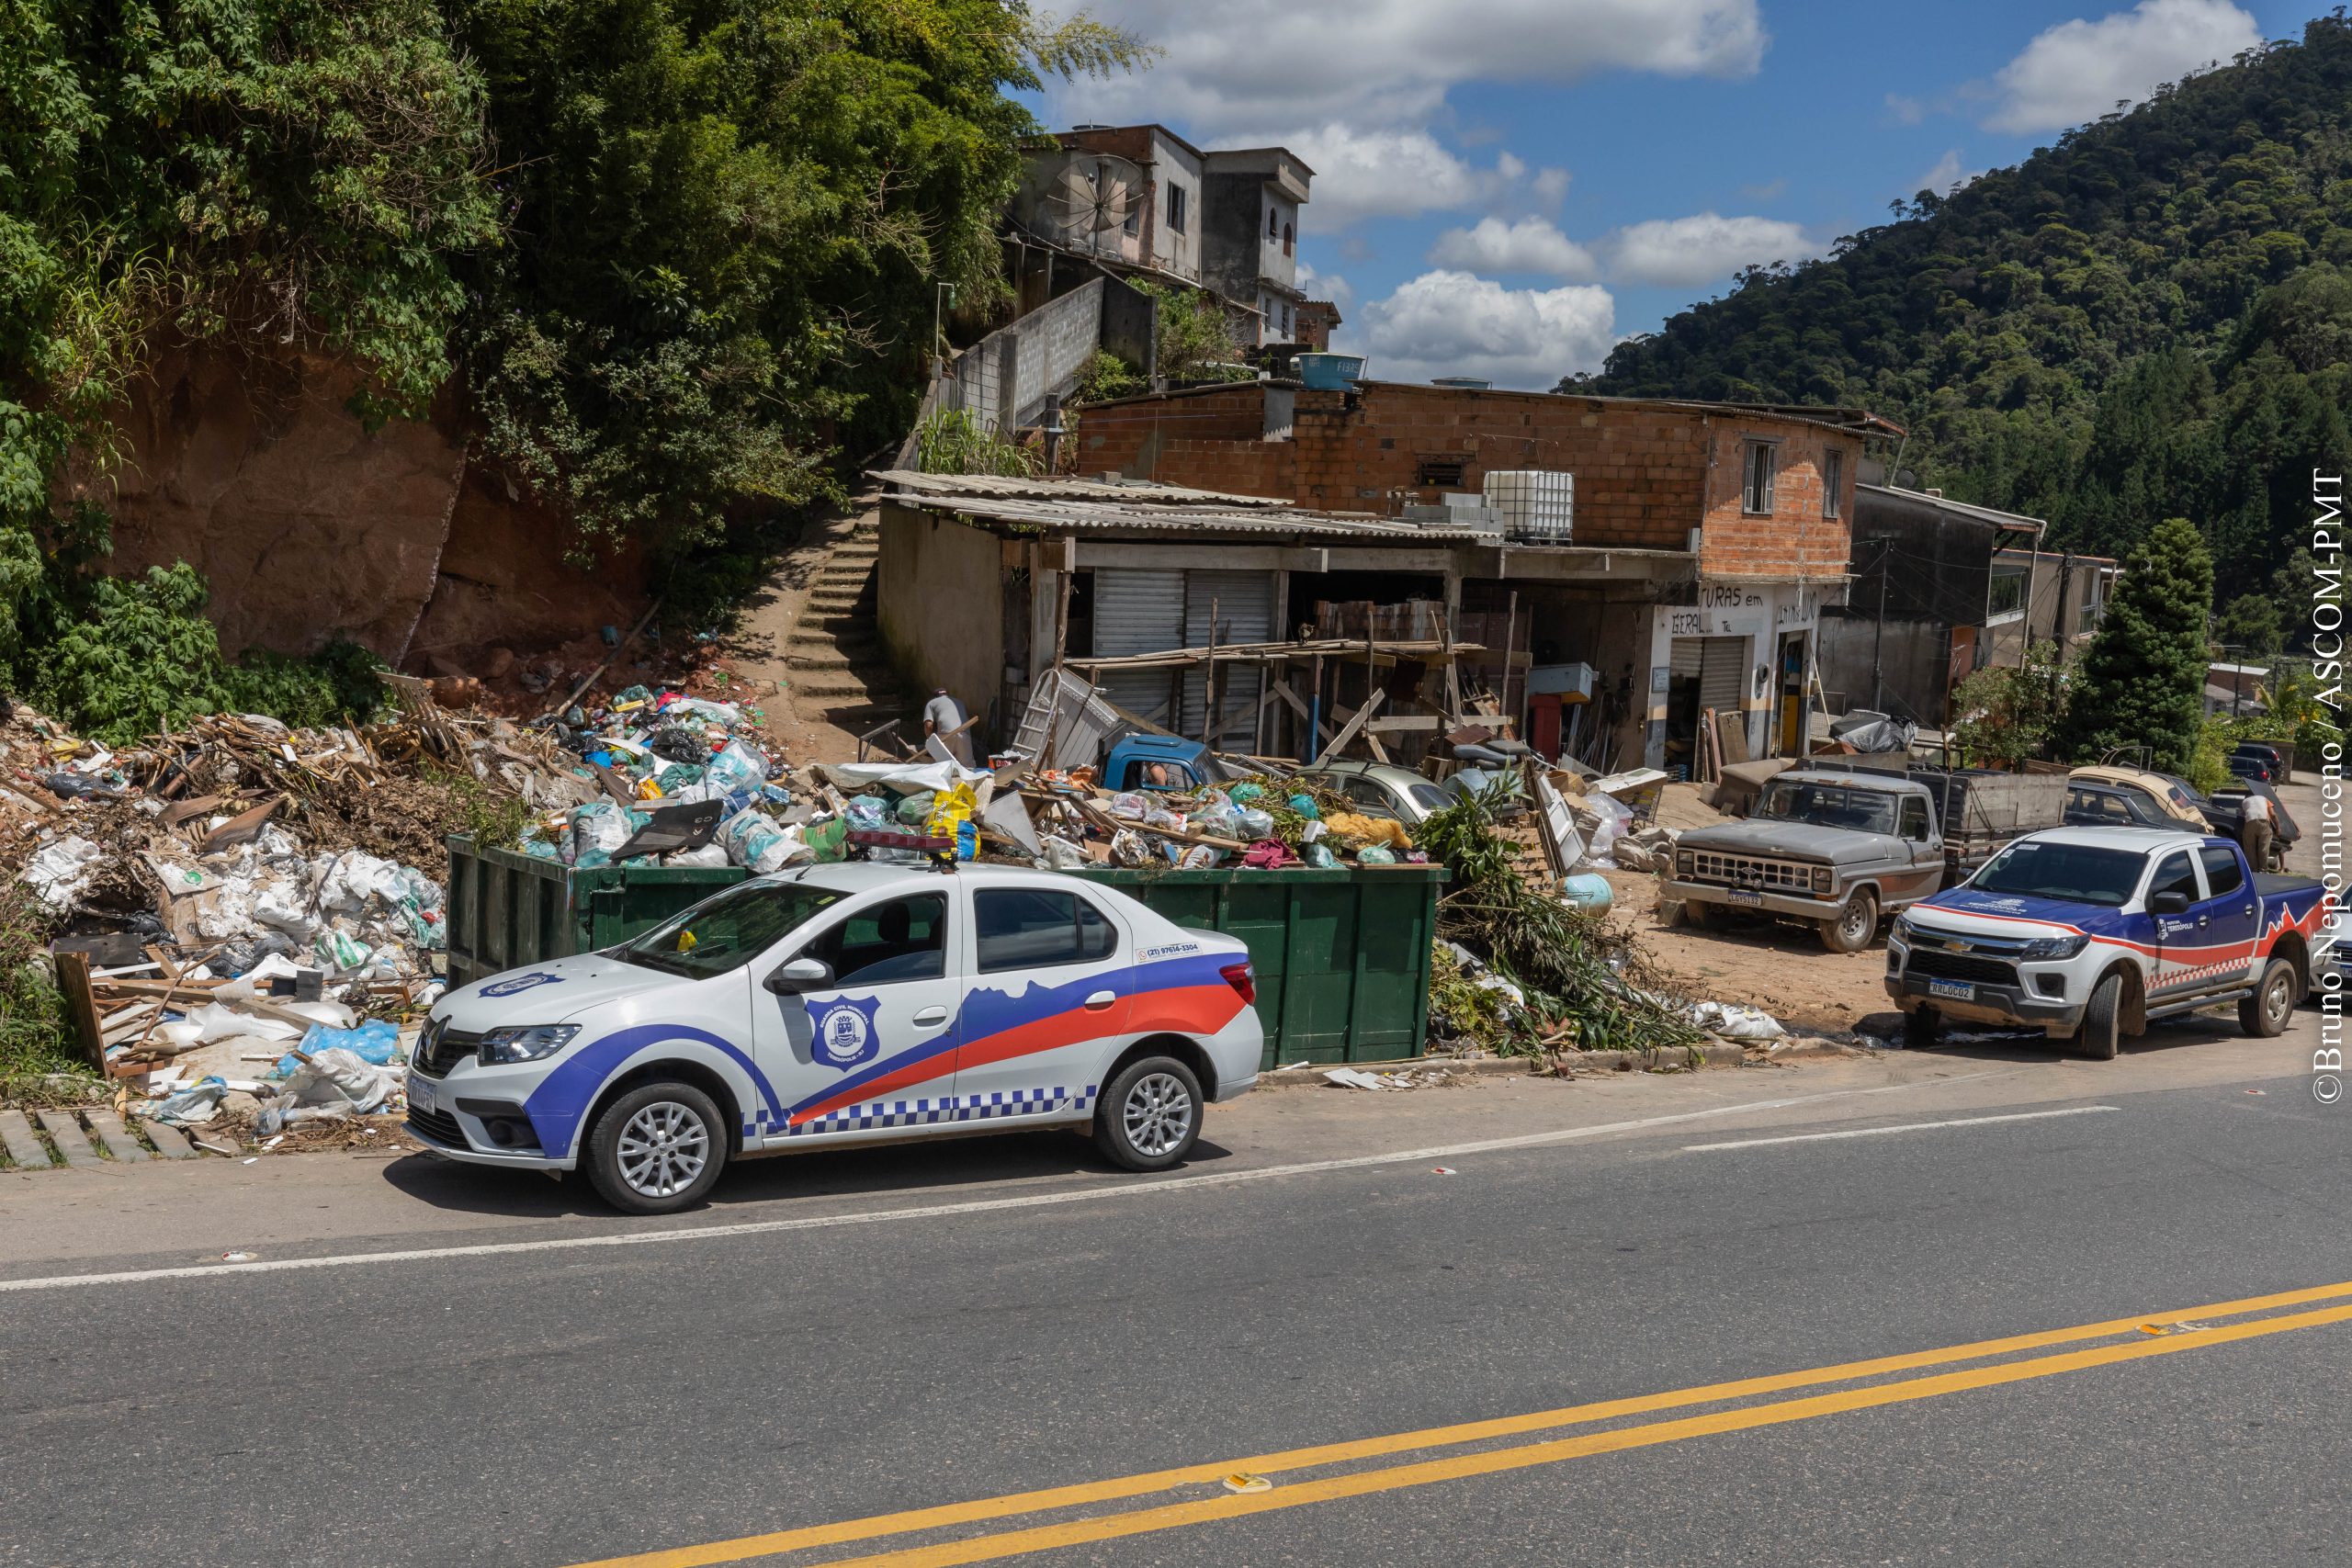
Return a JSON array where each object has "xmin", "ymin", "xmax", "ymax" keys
[{"xmin": 1062, "ymin": 380, "xmax": 1895, "ymax": 772}]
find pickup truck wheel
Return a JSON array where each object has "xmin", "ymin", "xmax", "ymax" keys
[
  {"xmin": 2075, "ymin": 973, "xmax": 2123, "ymax": 1060},
  {"xmin": 585, "ymin": 1081, "xmax": 728, "ymax": 1216},
  {"xmin": 1818, "ymin": 890, "xmax": 1878, "ymax": 954},
  {"xmin": 2239, "ymin": 957, "xmax": 2299, "ymax": 1037},
  {"xmin": 1905, "ymin": 1004, "xmax": 1940, "ymax": 1045}
]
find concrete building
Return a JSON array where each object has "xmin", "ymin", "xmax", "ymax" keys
[
  {"xmin": 1198, "ymin": 148, "xmax": 1311, "ymax": 347},
  {"xmin": 1981, "ymin": 546, "xmax": 2118, "ymax": 667},
  {"xmin": 1057, "ymin": 379, "xmax": 1893, "ymax": 772},
  {"xmin": 1293, "ymin": 299, "xmax": 1341, "ymax": 352}
]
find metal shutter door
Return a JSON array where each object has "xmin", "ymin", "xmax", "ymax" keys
[
  {"xmin": 1668, "ymin": 637, "xmax": 1702, "ymax": 679},
  {"xmin": 1091, "ymin": 568, "xmax": 1185, "ymax": 727},
  {"xmin": 1698, "ymin": 636, "xmax": 1746, "ymax": 715},
  {"xmin": 1180, "ymin": 570, "xmax": 1276, "ymax": 746}
]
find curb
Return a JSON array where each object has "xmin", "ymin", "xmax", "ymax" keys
[{"xmin": 1252, "ymin": 1037, "xmax": 1862, "ymax": 1089}]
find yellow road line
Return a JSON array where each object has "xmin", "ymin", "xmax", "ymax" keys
[
  {"xmin": 806, "ymin": 1300, "xmax": 2352, "ymax": 1568},
  {"xmin": 563, "ymin": 1278, "xmax": 2352, "ymax": 1568}
]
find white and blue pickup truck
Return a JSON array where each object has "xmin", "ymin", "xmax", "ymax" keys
[{"xmin": 1886, "ymin": 826, "xmax": 2330, "ymax": 1057}]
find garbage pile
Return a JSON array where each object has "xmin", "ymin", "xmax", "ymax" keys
[{"xmin": 1012, "ymin": 771, "xmax": 1430, "ymax": 874}]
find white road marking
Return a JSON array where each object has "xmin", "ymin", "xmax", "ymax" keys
[
  {"xmin": 0, "ymin": 1071, "xmax": 2009, "ymax": 1294},
  {"xmin": 1683, "ymin": 1104, "xmax": 2119, "ymax": 1153}
]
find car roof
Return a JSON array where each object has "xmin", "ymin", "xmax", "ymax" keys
[
  {"xmin": 756, "ymin": 863, "xmax": 1126, "ymax": 897},
  {"xmin": 2015, "ymin": 826, "xmax": 2216, "ymax": 854},
  {"xmin": 1777, "ymin": 769, "xmax": 1915, "ymax": 788},
  {"xmin": 1303, "ymin": 761, "xmax": 1432, "ymax": 787}
]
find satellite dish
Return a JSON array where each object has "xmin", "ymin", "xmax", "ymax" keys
[{"xmin": 1041, "ymin": 154, "xmax": 1139, "ymax": 253}]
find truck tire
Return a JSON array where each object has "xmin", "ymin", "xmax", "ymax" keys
[
  {"xmin": 1818, "ymin": 889, "xmax": 1878, "ymax": 954},
  {"xmin": 2239, "ymin": 956, "xmax": 2298, "ymax": 1037},
  {"xmin": 2074, "ymin": 973, "xmax": 2123, "ymax": 1060},
  {"xmin": 1905, "ymin": 1004, "xmax": 1940, "ymax": 1046},
  {"xmin": 584, "ymin": 1080, "xmax": 729, "ymax": 1216}
]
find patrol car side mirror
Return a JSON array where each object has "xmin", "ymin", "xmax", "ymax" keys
[
  {"xmin": 2151, "ymin": 890, "xmax": 2190, "ymax": 915},
  {"xmin": 765, "ymin": 956, "xmax": 834, "ymax": 994}
]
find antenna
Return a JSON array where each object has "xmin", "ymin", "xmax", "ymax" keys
[{"xmin": 1040, "ymin": 153, "xmax": 1140, "ymax": 257}]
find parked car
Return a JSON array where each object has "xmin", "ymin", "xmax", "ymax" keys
[
  {"xmin": 2233, "ymin": 739, "xmax": 2290, "ymax": 783},
  {"xmin": 1887, "ymin": 827, "xmax": 2326, "ymax": 1056},
  {"xmin": 405, "ymin": 863, "xmax": 1264, "ymax": 1213},
  {"xmin": 1668, "ymin": 770, "xmax": 1949, "ymax": 953},
  {"xmin": 1102, "ymin": 733, "xmax": 1216, "ymax": 792},
  {"xmin": 1295, "ymin": 760, "xmax": 1459, "ymax": 824},
  {"xmin": 2226, "ymin": 751, "xmax": 2275, "ymax": 784}
]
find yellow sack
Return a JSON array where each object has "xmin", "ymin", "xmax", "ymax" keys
[
  {"xmin": 925, "ymin": 782, "xmax": 978, "ymax": 859},
  {"xmin": 1326, "ymin": 810, "xmax": 1413, "ymax": 852}
]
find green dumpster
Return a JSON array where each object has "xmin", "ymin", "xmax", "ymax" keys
[
  {"xmin": 1072, "ymin": 864, "xmax": 1446, "ymax": 1068},
  {"xmin": 443, "ymin": 838, "xmax": 1443, "ymax": 1067},
  {"xmin": 444, "ymin": 837, "xmax": 748, "ymax": 989}
]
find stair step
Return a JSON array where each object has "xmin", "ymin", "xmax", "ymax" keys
[{"xmin": 804, "ymin": 615, "xmax": 873, "ymax": 635}]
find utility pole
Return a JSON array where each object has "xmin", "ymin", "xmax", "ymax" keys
[{"xmin": 1866, "ymin": 534, "xmax": 1894, "ymax": 714}]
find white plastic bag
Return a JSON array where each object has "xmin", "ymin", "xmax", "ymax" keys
[
  {"xmin": 23, "ymin": 837, "xmax": 103, "ymax": 908},
  {"xmin": 1689, "ymin": 999, "xmax": 1786, "ymax": 1042},
  {"xmin": 280, "ymin": 1046, "xmax": 397, "ymax": 1112}
]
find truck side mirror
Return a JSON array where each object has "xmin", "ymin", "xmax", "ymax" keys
[
  {"xmin": 2151, "ymin": 890, "xmax": 2190, "ymax": 915},
  {"xmin": 764, "ymin": 956, "xmax": 834, "ymax": 995}
]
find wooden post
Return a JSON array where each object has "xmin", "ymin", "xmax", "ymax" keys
[
  {"xmin": 53, "ymin": 951, "xmax": 107, "ymax": 1072},
  {"xmin": 1203, "ymin": 597, "xmax": 1219, "ymax": 747},
  {"xmin": 1501, "ymin": 591, "xmax": 1520, "ymax": 732},
  {"xmin": 1052, "ymin": 535, "xmax": 1075, "ymax": 672}
]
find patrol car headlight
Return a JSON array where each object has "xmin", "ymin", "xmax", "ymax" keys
[
  {"xmin": 477, "ymin": 1024, "xmax": 580, "ymax": 1065},
  {"xmin": 2018, "ymin": 933, "xmax": 2088, "ymax": 961}
]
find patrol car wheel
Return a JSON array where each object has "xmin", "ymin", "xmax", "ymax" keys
[
  {"xmin": 2075, "ymin": 973, "xmax": 2122, "ymax": 1060},
  {"xmin": 1094, "ymin": 1055, "xmax": 1203, "ymax": 1171},
  {"xmin": 587, "ymin": 1081, "xmax": 727, "ymax": 1215},
  {"xmin": 2239, "ymin": 957, "xmax": 2298, "ymax": 1038},
  {"xmin": 1819, "ymin": 889, "xmax": 1877, "ymax": 954}
]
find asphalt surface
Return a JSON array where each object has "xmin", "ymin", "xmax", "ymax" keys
[{"xmin": 3, "ymin": 1003, "xmax": 2346, "ymax": 1567}]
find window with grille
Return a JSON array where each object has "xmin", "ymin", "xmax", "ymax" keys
[{"xmin": 1742, "ymin": 442, "xmax": 1777, "ymax": 514}]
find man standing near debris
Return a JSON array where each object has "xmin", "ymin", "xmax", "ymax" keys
[
  {"xmin": 923, "ymin": 687, "xmax": 975, "ymax": 767},
  {"xmin": 2240, "ymin": 786, "xmax": 2275, "ymax": 873}
]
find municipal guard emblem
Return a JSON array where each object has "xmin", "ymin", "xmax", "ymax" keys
[{"xmin": 808, "ymin": 994, "xmax": 884, "ymax": 1069}]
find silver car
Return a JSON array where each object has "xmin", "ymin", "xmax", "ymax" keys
[{"xmin": 1295, "ymin": 761, "xmax": 1460, "ymax": 824}]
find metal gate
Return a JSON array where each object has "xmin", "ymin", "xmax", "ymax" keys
[
  {"xmin": 1179, "ymin": 570, "xmax": 1276, "ymax": 748},
  {"xmin": 1091, "ymin": 568, "xmax": 1185, "ymax": 726},
  {"xmin": 1697, "ymin": 636, "xmax": 1747, "ymax": 716}
]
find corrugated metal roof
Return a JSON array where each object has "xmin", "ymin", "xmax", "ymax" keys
[
  {"xmin": 871, "ymin": 469, "xmax": 1295, "ymax": 508},
  {"xmin": 883, "ymin": 489, "xmax": 1498, "ymax": 541}
]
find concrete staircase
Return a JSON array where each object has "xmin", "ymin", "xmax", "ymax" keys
[{"xmin": 784, "ymin": 517, "xmax": 915, "ymax": 744}]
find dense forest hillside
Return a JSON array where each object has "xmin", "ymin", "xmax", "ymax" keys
[{"xmin": 1573, "ymin": 12, "xmax": 2352, "ymax": 626}]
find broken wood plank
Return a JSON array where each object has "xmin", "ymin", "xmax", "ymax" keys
[
  {"xmin": 139, "ymin": 1119, "xmax": 198, "ymax": 1159},
  {"xmin": 51, "ymin": 951, "xmax": 107, "ymax": 1072},
  {"xmin": 1312, "ymin": 689, "xmax": 1388, "ymax": 765},
  {"xmin": 0, "ymin": 1108, "xmax": 52, "ymax": 1169},
  {"xmin": 197, "ymin": 794, "xmax": 284, "ymax": 854},
  {"xmin": 82, "ymin": 1108, "xmax": 151, "ymax": 1162},
  {"xmin": 157, "ymin": 793, "xmax": 230, "ymax": 829},
  {"xmin": 33, "ymin": 1109, "xmax": 102, "ymax": 1169}
]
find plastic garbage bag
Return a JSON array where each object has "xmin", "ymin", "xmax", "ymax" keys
[
  {"xmin": 188, "ymin": 1001, "xmax": 302, "ymax": 1044},
  {"xmin": 844, "ymin": 795, "xmax": 889, "ymax": 829},
  {"xmin": 665, "ymin": 842, "xmax": 733, "ymax": 868},
  {"xmin": 278, "ymin": 1017, "xmax": 401, "ymax": 1076},
  {"xmin": 1035, "ymin": 836, "xmax": 1089, "ymax": 871},
  {"xmin": 896, "ymin": 790, "xmax": 937, "ymax": 826},
  {"xmin": 1107, "ymin": 792, "xmax": 1148, "ymax": 820},
  {"xmin": 144, "ymin": 1077, "xmax": 229, "ymax": 1124},
  {"xmin": 1178, "ymin": 844, "xmax": 1220, "ymax": 869},
  {"xmin": 1302, "ymin": 841, "xmax": 1340, "ymax": 869},
  {"xmin": 646, "ymin": 726, "xmax": 707, "ymax": 765},
  {"xmin": 703, "ymin": 739, "xmax": 769, "ymax": 795},
  {"xmin": 1287, "ymin": 795, "xmax": 1321, "ymax": 820},
  {"xmin": 279, "ymin": 1046, "xmax": 397, "ymax": 1112},
  {"xmin": 1573, "ymin": 789, "xmax": 1634, "ymax": 871},
  {"xmin": 1110, "ymin": 829, "xmax": 1152, "ymax": 867},
  {"xmin": 1233, "ymin": 807, "xmax": 1275, "ymax": 839},
  {"xmin": 1689, "ymin": 999, "xmax": 1786, "ymax": 1042},
  {"xmin": 23, "ymin": 836, "xmax": 104, "ymax": 908},
  {"xmin": 1356, "ymin": 844, "xmax": 1397, "ymax": 865},
  {"xmin": 717, "ymin": 809, "xmax": 806, "ymax": 874}
]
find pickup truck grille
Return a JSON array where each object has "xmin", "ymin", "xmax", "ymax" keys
[
  {"xmin": 1683, "ymin": 851, "xmax": 1818, "ymax": 892},
  {"xmin": 413, "ymin": 1020, "xmax": 483, "ymax": 1078},
  {"xmin": 1905, "ymin": 949, "xmax": 2019, "ymax": 987}
]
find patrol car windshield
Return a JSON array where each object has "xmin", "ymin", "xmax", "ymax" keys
[
  {"xmin": 1967, "ymin": 841, "xmax": 2144, "ymax": 907},
  {"xmin": 1757, "ymin": 780, "xmax": 1899, "ymax": 836},
  {"xmin": 618, "ymin": 882, "xmax": 843, "ymax": 978}
]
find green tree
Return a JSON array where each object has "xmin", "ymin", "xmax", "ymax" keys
[
  {"xmin": 1132, "ymin": 281, "xmax": 1247, "ymax": 384},
  {"xmin": 2215, "ymin": 592, "xmax": 2284, "ymax": 659},
  {"xmin": 2064, "ymin": 517, "xmax": 2215, "ymax": 771},
  {"xmin": 1951, "ymin": 640, "xmax": 2064, "ymax": 769}
]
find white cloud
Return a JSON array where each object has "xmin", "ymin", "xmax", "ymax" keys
[
  {"xmin": 1600, "ymin": 212, "xmax": 1817, "ymax": 288},
  {"xmin": 1278, "ymin": 126, "xmax": 1522, "ymax": 231},
  {"xmin": 1361, "ymin": 269, "xmax": 1617, "ymax": 389},
  {"xmin": 1984, "ymin": 0, "xmax": 2260, "ymax": 134},
  {"xmin": 1884, "ymin": 92, "xmax": 1926, "ymax": 126},
  {"xmin": 1739, "ymin": 176, "xmax": 1789, "ymax": 201},
  {"xmin": 1427, "ymin": 217, "xmax": 1600, "ymax": 279},
  {"xmin": 1296, "ymin": 261, "xmax": 1355, "ymax": 310},
  {"xmin": 1532, "ymin": 167, "xmax": 1572, "ymax": 208},
  {"xmin": 1055, "ymin": 0, "xmax": 1767, "ymax": 140},
  {"xmin": 1909, "ymin": 150, "xmax": 1984, "ymax": 197}
]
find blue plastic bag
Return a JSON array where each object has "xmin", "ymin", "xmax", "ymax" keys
[{"xmin": 277, "ymin": 1017, "xmax": 401, "ymax": 1076}]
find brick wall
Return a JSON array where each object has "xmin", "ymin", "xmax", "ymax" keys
[{"xmin": 1072, "ymin": 378, "xmax": 1860, "ymax": 578}]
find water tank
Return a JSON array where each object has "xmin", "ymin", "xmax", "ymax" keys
[{"xmin": 1482, "ymin": 469, "xmax": 1574, "ymax": 545}]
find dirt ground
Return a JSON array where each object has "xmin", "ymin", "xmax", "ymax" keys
[{"xmin": 1598, "ymin": 864, "xmax": 1895, "ymax": 1039}]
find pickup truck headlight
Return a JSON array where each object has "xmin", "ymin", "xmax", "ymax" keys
[
  {"xmin": 1811, "ymin": 864, "xmax": 1833, "ymax": 895},
  {"xmin": 1677, "ymin": 850, "xmax": 1695, "ymax": 876},
  {"xmin": 2018, "ymin": 933, "xmax": 2089, "ymax": 961},
  {"xmin": 477, "ymin": 1024, "xmax": 581, "ymax": 1065}
]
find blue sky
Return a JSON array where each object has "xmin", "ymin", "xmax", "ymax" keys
[{"xmin": 1034, "ymin": 0, "xmax": 2324, "ymax": 388}]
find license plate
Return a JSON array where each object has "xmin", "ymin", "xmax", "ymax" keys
[
  {"xmin": 1928, "ymin": 979, "xmax": 1974, "ymax": 1001},
  {"xmin": 406, "ymin": 1072, "xmax": 436, "ymax": 1113},
  {"xmin": 1724, "ymin": 889, "xmax": 1763, "ymax": 907}
]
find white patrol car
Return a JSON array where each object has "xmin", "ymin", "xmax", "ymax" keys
[{"xmin": 405, "ymin": 863, "xmax": 1263, "ymax": 1213}]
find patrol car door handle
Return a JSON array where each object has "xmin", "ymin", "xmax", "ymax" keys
[
  {"xmin": 2244, "ymin": 906, "xmax": 2256, "ymax": 917},
  {"xmin": 2197, "ymin": 916, "xmax": 2209, "ymax": 928},
  {"xmin": 911, "ymin": 1006, "xmax": 948, "ymax": 1027},
  {"xmin": 1083, "ymin": 990, "xmax": 1117, "ymax": 1010}
]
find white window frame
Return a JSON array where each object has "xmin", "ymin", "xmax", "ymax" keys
[
  {"xmin": 1741, "ymin": 441, "xmax": 1778, "ymax": 516},
  {"xmin": 1986, "ymin": 563, "xmax": 2028, "ymax": 626}
]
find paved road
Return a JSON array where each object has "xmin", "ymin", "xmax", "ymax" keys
[{"xmin": 3, "ymin": 1014, "xmax": 2345, "ymax": 1566}]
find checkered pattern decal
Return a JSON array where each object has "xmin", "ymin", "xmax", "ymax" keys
[{"xmin": 747, "ymin": 1085, "xmax": 1099, "ymax": 1140}]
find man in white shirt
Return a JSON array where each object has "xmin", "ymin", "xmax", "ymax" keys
[
  {"xmin": 2240, "ymin": 789, "xmax": 2274, "ymax": 873},
  {"xmin": 922, "ymin": 688, "xmax": 973, "ymax": 766}
]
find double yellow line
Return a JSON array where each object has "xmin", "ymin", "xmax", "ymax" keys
[{"xmin": 570, "ymin": 1279, "xmax": 2352, "ymax": 1568}]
